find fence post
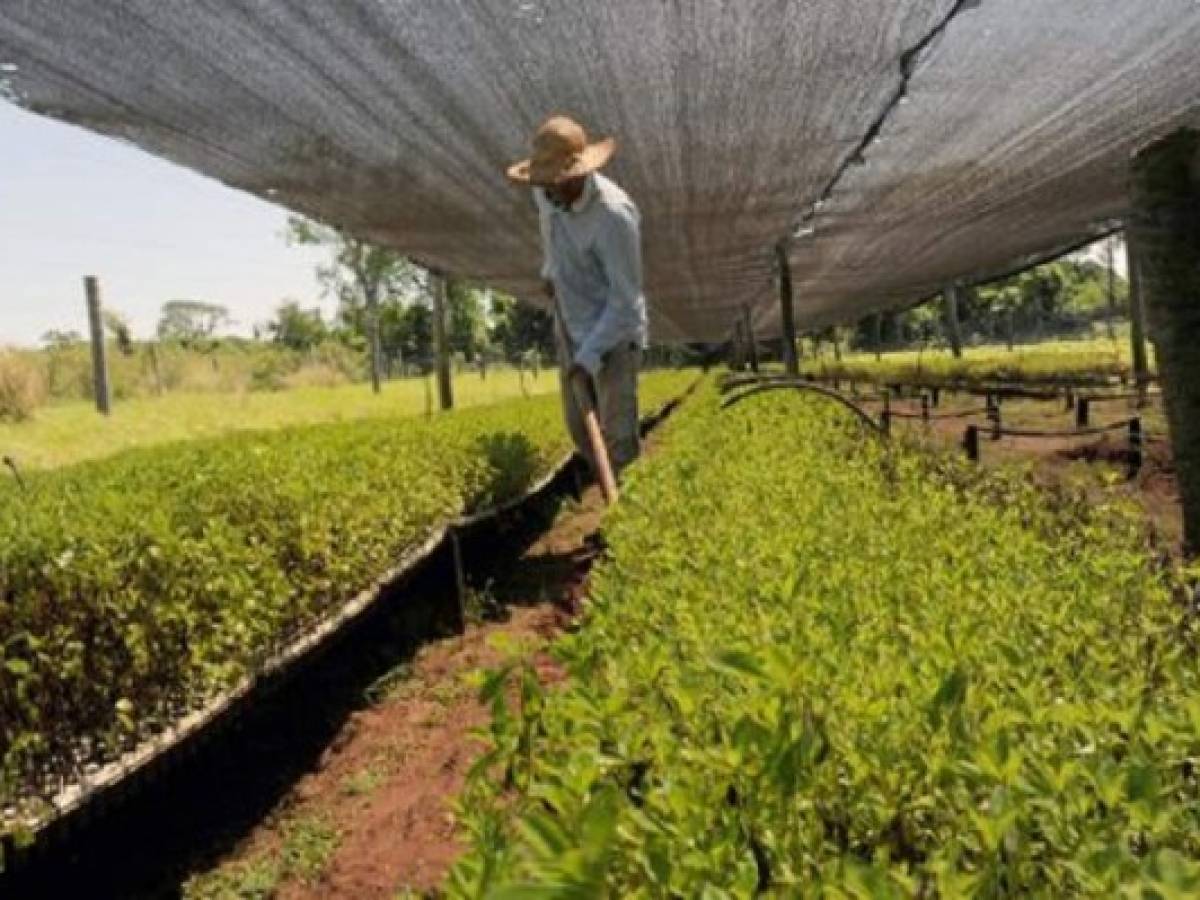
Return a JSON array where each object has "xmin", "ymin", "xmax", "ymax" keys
[
  {"xmin": 430, "ymin": 272, "xmax": 454, "ymax": 411},
  {"xmin": 921, "ymin": 393, "xmax": 931, "ymax": 423},
  {"xmin": 964, "ymin": 425, "xmax": 980, "ymax": 461},
  {"xmin": 1076, "ymin": 397, "xmax": 1090, "ymax": 429},
  {"xmin": 881, "ymin": 389, "xmax": 892, "ymax": 435},
  {"xmin": 84, "ymin": 276, "xmax": 111, "ymax": 415},
  {"xmin": 931, "ymin": 386, "xmax": 940, "ymax": 408},
  {"xmin": 1128, "ymin": 417, "xmax": 1143, "ymax": 479},
  {"xmin": 1064, "ymin": 389, "xmax": 1075, "ymax": 412}
]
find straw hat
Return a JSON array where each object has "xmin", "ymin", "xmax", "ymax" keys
[{"xmin": 506, "ymin": 116, "xmax": 616, "ymax": 186}]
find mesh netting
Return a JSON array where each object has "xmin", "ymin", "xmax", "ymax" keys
[{"xmin": 1, "ymin": 1, "xmax": 1197, "ymax": 341}]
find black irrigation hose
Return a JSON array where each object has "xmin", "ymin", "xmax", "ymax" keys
[
  {"xmin": 991, "ymin": 418, "xmax": 1137, "ymax": 439},
  {"xmin": 720, "ymin": 379, "xmax": 886, "ymax": 435},
  {"xmin": 889, "ymin": 407, "xmax": 988, "ymax": 421},
  {"xmin": 1079, "ymin": 391, "xmax": 1162, "ymax": 404}
]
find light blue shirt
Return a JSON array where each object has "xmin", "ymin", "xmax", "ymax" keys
[{"xmin": 535, "ymin": 173, "xmax": 649, "ymax": 376}]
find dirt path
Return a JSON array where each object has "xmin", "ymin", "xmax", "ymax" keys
[{"xmin": 183, "ymin": 484, "xmax": 609, "ymax": 899}]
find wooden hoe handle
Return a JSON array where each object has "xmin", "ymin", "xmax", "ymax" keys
[{"xmin": 569, "ymin": 369, "xmax": 620, "ymax": 506}]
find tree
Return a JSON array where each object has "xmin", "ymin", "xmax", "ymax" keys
[
  {"xmin": 157, "ymin": 300, "xmax": 230, "ymax": 345},
  {"xmin": 103, "ymin": 309, "xmax": 134, "ymax": 356},
  {"xmin": 286, "ymin": 215, "xmax": 421, "ymax": 393},
  {"xmin": 447, "ymin": 280, "xmax": 489, "ymax": 362},
  {"xmin": 41, "ymin": 329, "xmax": 81, "ymax": 348},
  {"xmin": 268, "ymin": 301, "xmax": 328, "ymax": 353},
  {"xmin": 488, "ymin": 292, "xmax": 555, "ymax": 361}
]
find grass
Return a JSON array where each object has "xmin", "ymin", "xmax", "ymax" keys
[
  {"xmin": 183, "ymin": 813, "xmax": 340, "ymax": 899},
  {"xmin": 798, "ymin": 336, "xmax": 1154, "ymax": 385},
  {"xmin": 0, "ymin": 368, "xmax": 559, "ymax": 470}
]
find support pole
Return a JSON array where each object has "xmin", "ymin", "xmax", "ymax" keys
[
  {"xmin": 365, "ymin": 287, "xmax": 383, "ymax": 395},
  {"xmin": 431, "ymin": 272, "xmax": 454, "ymax": 411},
  {"xmin": 943, "ymin": 284, "xmax": 964, "ymax": 359},
  {"xmin": 731, "ymin": 321, "xmax": 745, "ymax": 371},
  {"xmin": 776, "ymin": 244, "xmax": 799, "ymax": 376},
  {"xmin": 1129, "ymin": 128, "xmax": 1200, "ymax": 555},
  {"xmin": 1125, "ymin": 231, "xmax": 1151, "ymax": 406},
  {"xmin": 742, "ymin": 306, "xmax": 760, "ymax": 374},
  {"xmin": 872, "ymin": 312, "xmax": 883, "ymax": 361},
  {"xmin": 84, "ymin": 276, "xmax": 111, "ymax": 415}
]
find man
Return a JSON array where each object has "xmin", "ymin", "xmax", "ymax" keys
[{"xmin": 507, "ymin": 115, "xmax": 648, "ymax": 474}]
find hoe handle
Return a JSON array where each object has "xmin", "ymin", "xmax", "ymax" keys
[{"xmin": 569, "ymin": 369, "xmax": 620, "ymax": 506}]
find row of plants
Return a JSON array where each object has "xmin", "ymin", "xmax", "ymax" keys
[
  {"xmin": 448, "ymin": 378, "xmax": 1199, "ymax": 896},
  {"xmin": 797, "ymin": 338, "xmax": 1151, "ymax": 388},
  {"xmin": 0, "ymin": 371, "xmax": 696, "ymax": 830}
]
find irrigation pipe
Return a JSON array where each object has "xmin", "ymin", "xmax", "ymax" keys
[{"xmin": 720, "ymin": 379, "xmax": 886, "ymax": 435}]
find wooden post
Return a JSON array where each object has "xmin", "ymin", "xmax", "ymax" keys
[
  {"xmin": 881, "ymin": 389, "xmax": 891, "ymax": 435},
  {"xmin": 1125, "ymin": 231, "xmax": 1151, "ymax": 407},
  {"xmin": 963, "ymin": 424, "xmax": 980, "ymax": 461},
  {"xmin": 742, "ymin": 306, "xmax": 760, "ymax": 374},
  {"xmin": 1130, "ymin": 128, "xmax": 1200, "ymax": 554},
  {"xmin": 364, "ymin": 286, "xmax": 383, "ymax": 395},
  {"xmin": 431, "ymin": 272, "xmax": 454, "ymax": 411},
  {"xmin": 776, "ymin": 244, "xmax": 799, "ymax": 376},
  {"xmin": 1105, "ymin": 236, "xmax": 1118, "ymax": 341},
  {"xmin": 1128, "ymin": 417, "xmax": 1143, "ymax": 480},
  {"xmin": 84, "ymin": 276, "xmax": 111, "ymax": 415},
  {"xmin": 1076, "ymin": 397, "xmax": 1090, "ymax": 429},
  {"xmin": 943, "ymin": 284, "xmax": 964, "ymax": 358},
  {"xmin": 872, "ymin": 313, "xmax": 883, "ymax": 361}
]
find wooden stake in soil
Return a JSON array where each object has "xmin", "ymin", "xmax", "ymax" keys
[
  {"xmin": 1129, "ymin": 128, "xmax": 1200, "ymax": 555},
  {"xmin": 963, "ymin": 424, "xmax": 980, "ymax": 462},
  {"xmin": 84, "ymin": 276, "xmax": 111, "ymax": 415}
]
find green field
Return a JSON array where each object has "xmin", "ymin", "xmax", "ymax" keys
[
  {"xmin": 449, "ymin": 378, "xmax": 1198, "ymax": 896},
  {"xmin": 799, "ymin": 337, "xmax": 1154, "ymax": 386},
  {"xmin": 0, "ymin": 369, "xmax": 558, "ymax": 470}
]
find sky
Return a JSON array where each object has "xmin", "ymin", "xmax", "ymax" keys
[{"xmin": 0, "ymin": 100, "xmax": 330, "ymax": 347}]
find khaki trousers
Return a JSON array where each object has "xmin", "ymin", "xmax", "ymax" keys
[{"xmin": 557, "ymin": 333, "xmax": 641, "ymax": 475}]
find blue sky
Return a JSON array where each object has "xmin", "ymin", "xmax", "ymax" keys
[{"xmin": 1, "ymin": 100, "xmax": 330, "ymax": 347}]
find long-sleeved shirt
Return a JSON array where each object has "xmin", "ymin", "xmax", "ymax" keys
[{"xmin": 534, "ymin": 173, "xmax": 648, "ymax": 376}]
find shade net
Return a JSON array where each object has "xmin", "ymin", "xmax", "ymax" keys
[{"xmin": 1, "ymin": 1, "xmax": 1197, "ymax": 342}]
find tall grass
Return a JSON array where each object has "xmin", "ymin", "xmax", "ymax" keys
[
  {"xmin": 0, "ymin": 352, "xmax": 46, "ymax": 422},
  {"xmin": 29, "ymin": 341, "xmax": 364, "ymax": 404},
  {"xmin": 799, "ymin": 337, "xmax": 1154, "ymax": 385}
]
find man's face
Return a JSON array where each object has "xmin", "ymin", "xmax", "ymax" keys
[{"xmin": 543, "ymin": 175, "xmax": 587, "ymax": 210}]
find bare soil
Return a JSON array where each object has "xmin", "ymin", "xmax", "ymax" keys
[
  {"xmin": 879, "ymin": 392, "xmax": 1183, "ymax": 553},
  {"xmin": 191, "ymin": 483, "xmax": 610, "ymax": 899}
]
